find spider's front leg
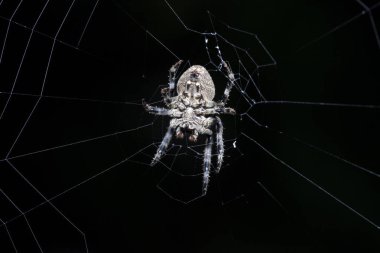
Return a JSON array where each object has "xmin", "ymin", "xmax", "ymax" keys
[
  {"xmin": 196, "ymin": 106, "xmax": 236, "ymax": 116},
  {"xmin": 220, "ymin": 61, "xmax": 236, "ymax": 104},
  {"xmin": 162, "ymin": 60, "xmax": 183, "ymax": 105},
  {"xmin": 142, "ymin": 99, "xmax": 182, "ymax": 117},
  {"xmin": 215, "ymin": 106, "xmax": 236, "ymax": 115}
]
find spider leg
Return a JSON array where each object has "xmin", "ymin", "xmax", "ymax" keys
[
  {"xmin": 151, "ymin": 127, "xmax": 175, "ymax": 166},
  {"xmin": 202, "ymin": 135, "xmax": 213, "ymax": 195},
  {"xmin": 216, "ymin": 107, "xmax": 236, "ymax": 115},
  {"xmin": 198, "ymin": 107, "xmax": 236, "ymax": 116},
  {"xmin": 162, "ymin": 60, "xmax": 183, "ymax": 105},
  {"xmin": 169, "ymin": 60, "xmax": 183, "ymax": 90},
  {"xmin": 142, "ymin": 99, "xmax": 182, "ymax": 117},
  {"xmin": 220, "ymin": 61, "xmax": 236, "ymax": 105},
  {"xmin": 215, "ymin": 116, "xmax": 224, "ymax": 173}
]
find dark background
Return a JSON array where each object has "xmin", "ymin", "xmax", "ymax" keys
[{"xmin": 0, "ymin": 0, "xmax": 379, "ymax": 252}]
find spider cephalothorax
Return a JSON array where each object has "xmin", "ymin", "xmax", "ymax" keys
[{"xmin": 143, "ymin": 60, "xmax": 236, "ymax": 194}]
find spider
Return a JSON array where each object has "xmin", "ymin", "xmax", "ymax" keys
[{"xmin": 143, "ymin": 60, "xmax": 236, "ymax": 194}]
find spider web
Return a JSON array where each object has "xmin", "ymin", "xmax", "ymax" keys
[{"xmin": 0, "ymin": 0, "xmax": 379, "ymax": 252}]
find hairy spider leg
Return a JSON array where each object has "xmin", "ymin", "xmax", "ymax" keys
[
  {"xmin": 215, "ymin": 116, "xmax": 224, "ymax": 173},
  {"xmin": 162, "ymin": 59, "xmax": 183, "ymax": 105},
  {"xmin": 202, "ymin": 135, "xmax": 213, "ymax": 194},
  {"xmin": 169, "ymin": 60, "xmax": 183, "ymax": 90},
  {"xmin": 151, "ymin": 127, "xmax": 175, "ymax": 166},
  {"xmin": 143, "ymin": 99, "xmax": 183, "ymax": 117},
  {"xmin": 220, "ymin": 61, "xmax": 236, "ymax": 105},
  {"xmin": 198, "ymin": 107, "xmax": 235, "ymax": 116},
  {"xmin": 143, "ymin": 61, "xmax": 237, "ymax": 195},
  {"xmin": 144, "ymin": 104, "xmax": 171, "ymax": 115}
]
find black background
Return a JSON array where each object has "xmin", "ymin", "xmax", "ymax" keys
[{"xmin": 0, "ymin": 0, "xmax": 379, "ymax": 252}]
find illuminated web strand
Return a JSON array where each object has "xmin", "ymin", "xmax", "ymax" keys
[
  {"xmin": 207, "ymin": 12, "xmax": 277, "ymax": 67},
  {"xmin": 0, "ymin": 0, "xmax": 50, "ymax": 120},
  {"xmin": 163, "ymin": 0, "xmax": 210, "ymax": 36},
  {"xmin": 7, "ymin": 160, "xmax": 89, "ymax": 253},
  {"xmin": 0, "ymin": 0, "xmax": 115, "ymax": 125},
  {"xmin": 146, "ymin": 31, "xmax": 180, "ymax": 60},
  {"xmin": 204, "ymin": 35, "xmax": 265, "ymax": 103},
  {"xmin": 41, "ymin": 2, "xmax": 76, "ymax": 95},
  {"xmin": 118, "ymin": 0, "xmax": 276, "ymax": 116},
  {"xmin": 7, "ymin": 0, "xmax": 372, "ymax": 209},
  {"xmin": 0, "ymin": 188, "xmax": 43, "ymax": 252},
  {"xmin": 242, "ymin": 112, "xmax": 379, "ymax": 178},
  {"xmin": 125, "ymin": 0, "xmax": 377, "ymax": 206},
  {"xmin": 297, "ymin": 12, "xmax": 365, "ymax": 52},
  {"xmin": 238, "ymin": 61, "xmax": 266, "ymax": 101},
  {"xmin": 0, "ymin": 1, "xmax": 95, "ymax": 251},
  {"xmin": 257, "ymin": 181, "xmax": 289, "ymax": 214},
  {"xmin": 0, "ymin": 0, "xmax": 23, "ymax": 64},
  {"xmin": 111, "ymin": 0, "xmax": 181, "ymax": 60},
  {"xmin": 155, "ymin": 144, "xmax": 186, "ymax": 176},
  {"xmin": 164, "ymin": 0, "xmax": 276, "ymax": 69},
  {"xmin": 165, "ymin": 0, "xmax": 275, "ymax": 104},
  {"xmin": 356, "ymin": 0, "xmax": 380, "ymax": 49},
  {"xmin": 165, "ymin": 0, "xmax": 255, "ymax": 49},
  {"xmin": 4, "ymin": 123, "xmax": 152, "ymax": 161},
  {"xmin": 0, "ymin": 14, "xmax": 75, "ymax": 48},
  {"xmin": 206, "ymin": 11, "xmax": 225, "ymax": 65},
  {"xmin": 0, "ymin": 218, "xmax": 17, "ymax": 252},
  {"xmin": 6, "ymin": 0, "xmax": 77, "ymax": 158},
  {"xmin": 0, "ymin": 143, "xmax": 155, "ymax": 228},
  {"xmin": 169, "ymin": 145, "xmax": 183, "ymax": 168},
  {"xmin": 121, "ymin": 0, "xmax": 378, "ymax": 204},
  {"xmin": 152, "ymin": 138, "xmax": 240, "ymax": 180},
  {"xmin": 241, "ymin": 132, "xmax": 380, "ymax": 230},
  {"xmin": 4, "ymin": 0, "xmax": 378, "ymax": 248},
  {"xmin": 6, "ymin": 96, "xmax": 41, "ymax": 158},
  {"xmin": 141, "ymin": 0, "xmax": 263, "ymax": 200},
  {"xmin": 156, "ymin": 173, "xmax": 206, "ymax": 204},
  {"xmin": 0, "ymin": 91, "xmax": 142, "ymax": 105},
  {"xmin": 297, "ymin": 0, "xmax": 380, "ymax": 51},
  {"xmin": 0, "ymin": 2, "xmax": 91, "ymax": 248},
  {"xmin": 77, "ymin": 0, "xmax": 100, "ymax": 47},
  {"xmin": 0, "ymin": 14, "xmax": 106, "ymax": 62},
  {"xmin": 229, "ymin": 73, "xmax": 258, "ymax": 106},
  {"xmin": 151, "ymin": 145, "xmax": 205, "ymax": 177},
  {"xmin": 290, "ymin": 135, "xmax": 379, "ymax": 178},
  {"xmin": 254, "ymin": 100, "xmax": 380, "ymax": 109}
]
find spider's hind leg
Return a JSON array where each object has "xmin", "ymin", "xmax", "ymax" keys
[
  {"xmin": 202, "ymin": 135, "xmax": 213, "ymax": 195},
  {"xmin": 151, "ymin": 127, "xmax": 175, "ymax": 166},
  {"xmin": 215, "ymin": 116, "xmax": 224, "ymax": 173}
]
